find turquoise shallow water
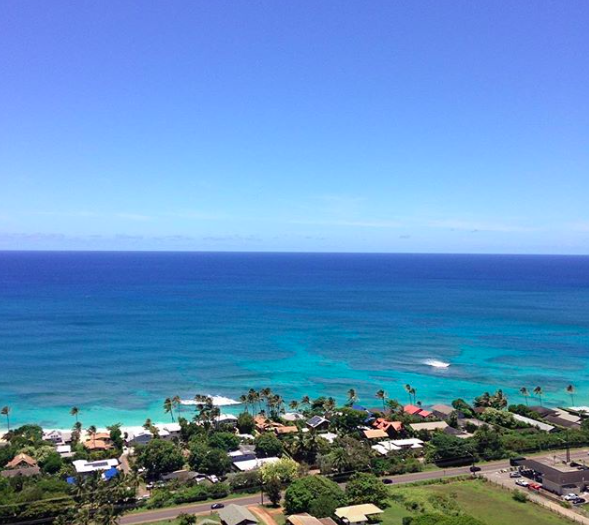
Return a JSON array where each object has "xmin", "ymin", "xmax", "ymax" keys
[{"xmin": 0, "ymin": 252, "xmax": 588, "ymax": 428}]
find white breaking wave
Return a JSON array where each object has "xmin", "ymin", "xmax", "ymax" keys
[
  {"xmin": 424, "ymin": 359, "xmax": 451, "ymax": 368},
  {"xmin": 180, "ymin": 395, "xmax": 241, "ymax": 407}
]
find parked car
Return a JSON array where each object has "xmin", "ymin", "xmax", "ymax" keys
[
  {"xmin": 564, "ymin": 493, "xmax": 579, "ymax": 501},
  {"xmin": 528, "ymin": 483, "xmax": 542, "ymax": 491},
  {"xmin": 515, "ymin": 479, "xmax": 529, "ymax": 487},
  {"xmin": 509, "ymin": 472, "xmax": 521, "ymax": 478},
  {"xmin": 211, "ymin": 503, "xmax": 225, "ymax": 509},
  {"xmin": 470, "ymin": 466, "xmax": 481, "ymax": 473},
  {"xmin": 572, "ymin": 498, "xmax": 586, "ymax": 505},
  {"xmin": 382, "ymin": 478, "xmax": 394, "ymax": 485}
]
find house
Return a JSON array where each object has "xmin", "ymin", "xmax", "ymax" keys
[
  {"xmin": 306, "ymin": 415, "xmax": 329, "ymax": 431},
  {"xmin": 128, "ymin": 430, "xmax": 153, "ymax": 447},
  {"xmin": 43, "ymin": 429, "xmax": 72, "ymax": 445},
  {"xmin": 218, "ymin": 504, "xmax": 258, "ymax": 525},
  {"xmin": 512, "ymin": 414, "xmax": 556, "ymax": 433},
  {"xmin": 372, "ymin": 418, "xmax": 403, "ymax": 436},
  {"xmin": 0, "ymin": 467, "xmax": 41, "ymax": 478},
  {"xmin": 5, "ymin": 453, "xmax": 37, "ymax": 469},
  {"xmin": 404, "ymin": 405, "xmax": 432, "ymax": 418},
  {"xmin": 161, "ymin": 470, "xmax": 201, "ymax": 482},
  {"xmin": 214, "ymin": 414, "xmax": 239, "ymax": 427},
  {"xmin": 275, "ymin": 426, "xmax": 299, "ymax": 436},
  {"xmin": 283, "ymin": 412, "xmax": 306, "ymax": 422},
  {"xmin": 72, "ymin": 458, "xmax": 119, "ymax": 475},
  {"xmin": 318, "ymin": 432, "xmax": 338, "ymax": 444},
  {"xmin": 288, "ymin": 514, "xmax": 338, "ymax": 525},
  {"xmin": 518, "ymin": 458, "xmax": 589, "ymax": 495},
  {"xmin": 410, "ymin": 421, "xmax": 449, "ymax": 434},
  {"xmin": 83, "ymin": 432, "xmax": 113, "ymax": 451},
  {"xmin": 371, "ymin": 438, "xmax": 424, "ymax": 455},
  {"xmin": 254, "ymin": 415, "xmax": 284, "ymax": 432},
  {"xmin": 335, "ymin": 504, "xmax": 384, "ymax": 525},
  {"xmin": 431, "ymin": 404, "xmax": 460, "ymax": 420},
  {"xmin": 545, "ymin": 409, "xmax": 582, "ymax": 430},
  {"xmin": 56, "ymin": 444, "xmax": 74, "ymax": 458},
  {"xmin": 362, "ymin": 429, "xmax": 388, "ymax": 440}
]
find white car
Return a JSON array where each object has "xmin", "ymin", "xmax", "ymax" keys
[
  {"xmin": 515, "ymin": 479, "xmax": 529, "ymax": 487},
  {"xmin": 564, "ymin": 493, "xmax": 579, "ymax": 501}
]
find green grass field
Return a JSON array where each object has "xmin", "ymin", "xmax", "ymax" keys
[{"xmin": 383, "ymin": 479, "xmax": 572, "ymax": 525}]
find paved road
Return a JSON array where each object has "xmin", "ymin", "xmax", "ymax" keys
[{"xmin": 120, "ymin": 448, "xmax": 589, "ymax": 524}]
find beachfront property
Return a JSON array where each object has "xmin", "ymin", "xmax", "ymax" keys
[
  {"xmin": 403, "ymin": 404, "xmax": 432, "ymax": 418},
  {"xmin": 409, "ymin": 421, "xmax": 449, "ymax": 434},
  {"xmin": 431, "ymin": 404, "xmax": 461, "ymax": 420},
  {"xmin": 218, "ymin": 504, "xmax": 257, "ymax": 525},
  {"xmin": 529, "ymin": 407, "xmax": 582, "ymax": 430},
  {"xmin": 512, "ymin": 413, "xmax": 556, "ymax": 433},
  {"xmin": 334, "ymin": 504, "xmax": 384, "ymax": 525}
]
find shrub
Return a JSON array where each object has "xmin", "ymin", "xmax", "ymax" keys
[
  {"xmin": 173, "ymin": 484, "xmax": 209, "ymax": 504},
  {"xmin": 512, "ymin": 490, "xmax": 528, "ymax": 503},
  {"xmin": 284, "ymin": 475, "xmax": 346, "ymax": 515},
  {"xmin": 255, "ymin": 433, "xmax": 283, "ymax": 458},
  {"xmin": 208, "ymin": 482, "xmax": 230, "ymax": 499}
]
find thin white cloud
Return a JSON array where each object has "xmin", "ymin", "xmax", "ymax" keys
[
  {"xmin": 115, "ymin": 213, "xmax": 152, "ymax": 222},
  {"xmin": 290, "ymin": 219, "xmax": 402, "ymax": 228},
  {"xmin": 429, "ymin": 219, "xmax": 539, "ymax": 233}
]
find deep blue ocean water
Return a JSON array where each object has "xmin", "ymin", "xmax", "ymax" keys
[{"xmin": 1, "ymin": 251, "xmax": 589, "ymax": 428}]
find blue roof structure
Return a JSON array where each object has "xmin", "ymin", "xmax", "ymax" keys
[{"xmin": 103, "ymin": 467, "xmax": 119, "ymax": 481}]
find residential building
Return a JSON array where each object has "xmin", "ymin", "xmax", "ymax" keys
[
  {"xmin": 218, "ymin": 504, "xmax": 257, "ymax": 525},
  {"xmin": 335, "ymin": 504, "xmax": 384, "ymax": 525}
]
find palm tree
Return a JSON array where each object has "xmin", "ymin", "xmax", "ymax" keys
[
  {"xmin": 404, "ymin": 384, "xmax": 413, "ymax": 404},
  {"xmin": 163, "ymin": 397, "xmax": 175, "ymax": 422},
  {"xmin": 70, "ymin": 406, "xmax": 80, "ymax": 423},
  {"xmin": 323, "ymin": 397, "xmax": 336, "ymax": 414},
  {"xmin": 87, "ymin": 425, "xmax": 97, "ymax": 447},
  {"xmin": 260, "ymin": 388, "xmax": 272, "ymax": 412},
  {"xmin": 239, "ymin": 394, "xmax": 249, "ymax": 413},
  {"xmin": 347, "ymin": 388, "xmax": 358, "ymax": 406},
  {"xmin": 289, "ymin": 400, "xmax": 299, "ymax": 412},
  {"xmin": 375, "ymin": 389, "xmax": 387, "ymax": 411},
  {"xmin": 566, "ymin": 385, "xmax": 576, "ymax": 406},
  {"xmin": 1, "ymin": 406, "xmax": 10, "ymax": 431},
  {"xmin": 301, "ymin": 395, "xmax": 311, "ymax": 407},
  {"xmin": 533, "ymin": 386, "xmax": 544, "ymax": 406},
  {"xmin": 410, "ymin": 387, "xmax": 417, "ymax": 405},
  {"xmin": 519, "ymin": 387, "xmax": 530, "ymax": 406}
]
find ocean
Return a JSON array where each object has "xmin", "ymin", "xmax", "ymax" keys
[{"xmin": 1, "ymin": 251, "xmax": 588, "ymax": 429}]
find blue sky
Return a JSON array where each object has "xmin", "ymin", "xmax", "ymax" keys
[{"xmin": 1, "ymin": 2, "xmax": 588, "ymax": 253}]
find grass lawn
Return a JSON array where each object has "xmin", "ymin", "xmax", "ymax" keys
[
  {"xmin": 140, "ymin": 514, "xmax": 221, "ymax": 525},
  {"xmin": 383, "ymin": 479, "xmax": 572, "ymax": 525}
]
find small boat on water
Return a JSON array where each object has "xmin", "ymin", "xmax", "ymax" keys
[{"xmin": 424, "ymin": 359, "xmax": 451, "ymax": 369}]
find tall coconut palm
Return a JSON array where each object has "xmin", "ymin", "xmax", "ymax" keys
[
  {"xmin": 289, "ymin": 400, "xmax": 299, "ymax": 412},
  {"xmin": 239, "ymin": 394, "xmax": 249, "ymax": 413},
  {"xmin": 70, "ymin": 406, "xmax": 80, "ymax": 423},
  {"xmin": 163, "ymin": 397, "xmax": 175, "ymax": 422},
  {"xmin": 375, "ymin": 389, "xmax": 387, "ymax": 411},
  {"xmin": 533, "ymin": 386, "xmax": 543, "ymax": 406},
  {"xmin": 347, "ymin": 388, "xmax": 358, "ymax": 406},
  {"xmin": 323, "ymin": 397, "xmax": 336, "ymax": 414},
  {"xmin": 260, "ymin": 388, "xmax": 272, "ymax": 412},
  {"xmin": 301, "ymin": 395, "xmax": 311, "ymax": 407},
  {"xmin": 410, "ymin": 387, "xmax": 417, "ymax": 405},
  {"xmin": 1, "ymin": 406, "xmax": 10, "ymax": 431},
  {"xmin": 519, "ymin": 387, "xmax": 530, "ymax": 405},
  {"xmin": 566, "ymin": 385, "xmax": 576, "ymax": 406},
  {"xmin": 87, "ymin": 425, "xmax": 97, "ymax": 447},
  {"xmin": 404, "ymin": 384, "xmax": 413, "ymax": 404}
]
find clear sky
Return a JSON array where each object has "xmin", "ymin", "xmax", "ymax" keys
[{"xmin": 1, "ymin": 2, "xmax": 588, "ymax": 253}]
